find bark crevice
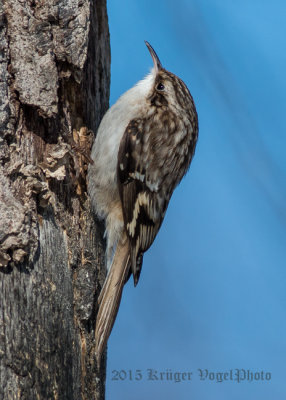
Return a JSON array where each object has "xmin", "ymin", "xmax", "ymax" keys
[{"xmin": 0, "ymin": 0, "xmax": 110, "ymax": 398}]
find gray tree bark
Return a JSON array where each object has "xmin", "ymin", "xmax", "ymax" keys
[{"xmin": 0, "ymin": 0, "xmax": 110, "ymax": 399}]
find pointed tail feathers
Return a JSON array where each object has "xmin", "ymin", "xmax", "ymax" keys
[{"xmin": 96, "ymin": 233, "xmax": 130, "ymax": 363}]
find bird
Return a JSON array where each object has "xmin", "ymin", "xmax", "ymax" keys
[{"xmin": 87, "ymin": 41, "xmax": 198, "ymax": 363}]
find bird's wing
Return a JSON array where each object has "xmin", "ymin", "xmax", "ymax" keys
[{"xmin": 117, "ymin": 118, "xmax": 167, "ymax": 285}]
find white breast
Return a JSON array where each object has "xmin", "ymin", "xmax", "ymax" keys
[{"xmin": 88, "ymin": 69, "xmax": 156, "ymax": 221}]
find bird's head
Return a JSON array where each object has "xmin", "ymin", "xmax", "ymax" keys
[{"xmin": 145, "ymin": 41, "xmax": 194, "ymax": 111}]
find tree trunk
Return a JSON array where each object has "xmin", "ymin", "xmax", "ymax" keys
[{"xmin": 0, "ymin": 0, "xmax": 110, "ymax": 399}]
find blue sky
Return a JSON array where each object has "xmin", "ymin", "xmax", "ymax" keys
[{"xmin": 105, "ymin": 1, "xmax": 286, "ymax": 399}]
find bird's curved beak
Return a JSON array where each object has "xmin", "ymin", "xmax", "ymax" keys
[{"xmin": 145, "ymin": 41, "xmax": 162, "ymax": 73}]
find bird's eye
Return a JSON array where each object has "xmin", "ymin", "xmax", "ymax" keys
[{"xmin": 156, "ymin": 82, "xmax": 165, "ymax": 91}]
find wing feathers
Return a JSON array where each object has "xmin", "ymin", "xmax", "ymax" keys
[{"xmin": 118, "ymin": 119, "xmax": 167, "ymax": 285}]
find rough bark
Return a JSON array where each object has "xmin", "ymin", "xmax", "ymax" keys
[{"xmin": 0, "ymin": 0, "xmax": 110, "ymax": 399}]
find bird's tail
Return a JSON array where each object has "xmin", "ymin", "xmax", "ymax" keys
[{"xmin": 95, "ymin": 232, "xmax": 130, "ymax": 363}]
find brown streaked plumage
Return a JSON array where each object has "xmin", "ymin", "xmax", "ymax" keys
[{"xmin": 88, "ymin": 41, "xmax": 198, "ymax": 364}]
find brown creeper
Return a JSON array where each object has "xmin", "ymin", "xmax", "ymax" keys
[{"xmin": 88, "ymin": 41, "xmax": 198, "ymax": 362}]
